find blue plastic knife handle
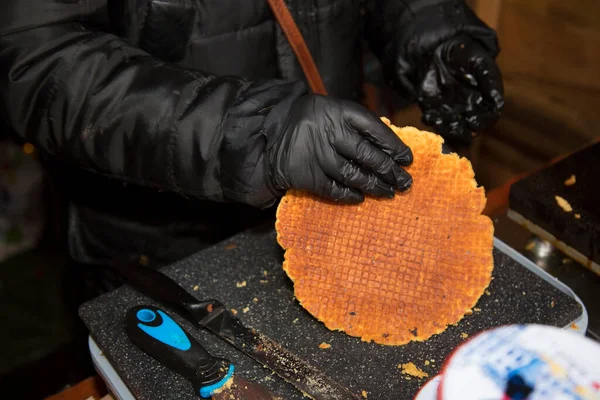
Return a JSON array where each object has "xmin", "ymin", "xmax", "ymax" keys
[{"xmin": 125, "ymin": 305, "xmax": 234, "ymax": 398}]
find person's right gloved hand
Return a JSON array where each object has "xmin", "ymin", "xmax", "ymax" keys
[{"xmin": 268, "ymin": 95, "xmax": 413, "ymax": 204}]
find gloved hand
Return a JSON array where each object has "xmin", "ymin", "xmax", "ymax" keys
[
  {"xmin": 268, "ymin": 95, "xmax": 413, "ymax": 203},
  {"xmin": 417, "ymin": 35, "xmax": 504, "ymax": 142}
]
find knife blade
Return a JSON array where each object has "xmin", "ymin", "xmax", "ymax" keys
[
  {"xmin": 111, "ymin": 261, "xmax": 361, "ymax": 400},
  {"xmin": 125, "ymin": 305, "xmax": 282, "ymax": 399}
]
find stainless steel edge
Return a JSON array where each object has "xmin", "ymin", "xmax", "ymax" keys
[{"xmin": 493, "ymin": 236, "xmax": 589, "ymax": 334}]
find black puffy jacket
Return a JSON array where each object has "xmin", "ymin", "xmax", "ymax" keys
[{"xmin": 0, "ymin": 0, "xmax": 498, "ymax": 266}]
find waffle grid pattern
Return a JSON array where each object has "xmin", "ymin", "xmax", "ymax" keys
[{"xmin": 276, "ymin": 120, "xmax": 494, "ymax": 346}]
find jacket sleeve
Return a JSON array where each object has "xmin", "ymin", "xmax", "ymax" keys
[
  {"xmin": 363, "ymin": 0, "xmax": 499, "ymax": 99},
  {"xmin": 0, "ymin": 2, "xmax": 306, "ymax": 209}
]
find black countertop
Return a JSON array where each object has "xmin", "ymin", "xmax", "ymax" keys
[
  {"xmin": 509, "ymin": 141, "xmax": 600, "ymax": 265},
  {"xmin": 79, "ymin": 226, "xmax": 583, "ymax": 400}
]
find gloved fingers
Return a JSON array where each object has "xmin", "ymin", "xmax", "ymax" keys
[
  {"xmin": 419, "ymin": 64, "xmax": 444, "ymax": 99},
  {"xmin": 422, "ymin": 109, "xmax": 472, "ymax": 141},
  {"xmin": 341, "ymin": 102, "xmax": 413, "ymax": 166},
  {"xmin": 439, "ymin": 119, "xmax": 471, "ymax": 141},
  {"xmin": 465, "ymin": 108, "xmax": 500, "ymax": 132},
  {"xmin": 319, "ymin": 178, "xmax": 364, "ymax": 204},
  {"xmin": 468, "ymin": 52, "xmax": 504, "ymax": 112},
  {"xmin": 331, "ymin": 159, "xmax": 396, "ymax": 198},
  {"xmin": 335, "ymin": 136, "xmax": 413, "ymax": 191}
]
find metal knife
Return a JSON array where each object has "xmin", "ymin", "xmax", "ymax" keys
[
  {"xmin": 111, "ymin": 261, "xmax": 361, "ymax": 400},
  {"xmin": 126, "ymin": 305, "xmax": 281, "ymax": 399}
]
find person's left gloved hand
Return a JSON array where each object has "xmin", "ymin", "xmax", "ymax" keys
[{"xmin": 417, "ymin": 34, "xmax": 504, "ymax": 142}]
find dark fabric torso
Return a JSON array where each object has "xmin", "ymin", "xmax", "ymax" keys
[{"xmin": 63, "ymin": 0, "xmax": 367, "ymax": 265}]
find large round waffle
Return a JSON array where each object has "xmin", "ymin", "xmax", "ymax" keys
[{"xmin": 275, "ymin": 118, "xmax": 494, "ymax": 346}]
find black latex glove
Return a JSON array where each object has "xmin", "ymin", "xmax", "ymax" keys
[
  {"xmin": 418, "ymin": 35, "xmax": 504, "ymax": 142},
  {"xmin": 268, "ymin": 95, "xmax": 413, "ymax": 204}
]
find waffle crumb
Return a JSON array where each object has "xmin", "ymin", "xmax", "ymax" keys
[
  {"xmin": 242, "ymin": 307, "xmax": 250, "ymax": 313},
  {"xmin": 212, "ymin": 375, "xmax": 234, "ymax": 394},
  {"xmin": 424, "ymin": 360, "xmax": 430, "ymax": 366},
  {"xmin": 193, "ymin": 285, "xmax": 199, "ymax": 291},
  {"xmin": 361, "ymin": 390, "xmax": 368, "ymax": 398},
  {"xmin": 555, "ymin": 196, "xmax": 573, "ymax": 212},
  {"xmin": 318, "ymin": 342, "xmax": 331, "ymax": 349},
  {"xmin": 399, "ymin": 362, "xmax": 429, "ymax": 379},
  {"xmin": 225, "ymin": 243, "xmax": 237, "ymax": 250},
  {"xmin": 460, "ymin": 332, "xmax": 469, "ymax": 339},
  {"xmin": 230, "ymin": 309, "xmax": 238, "ymax": 315},
  {"xmin": 575, "ymin": 213, "xmax": 581, "ymax": 219},
  {"xmin": 564, "ymin": 175, "xmax": 576, "ymax": 186}
]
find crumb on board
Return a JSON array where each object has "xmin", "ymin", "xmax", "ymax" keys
[
  {"xmin": 424, "ymin": 360, "xmax": 430, "ymax": 366},
  {"xmin": 465, "ymin": 309, "xmax": 473, "ymax": 316},
  {"xmin": 292, "ymin": 318, "xmax": 299, "ymax": 324},
  {"xmin": 212, "ymin": 374, "xmax": 234, "ymax": 394},
  {"xmin": 242, "ymin": 307, "xmax": 250, "ymax": 313},
  {"xmin": 575, "ymin": 213, "xmax": 581, "ymax": 219},
  {"xmin": 525, "ymin": 241, "xmax": 536, "ymax": 251},
  {"xmin": 253, "ymin": 297, "xmax": 259, "ymax": 303},
  {"xmin": 430, "ymin": 359, "xmax": 435, "ymax": 362},
  {"xmin": 485, "ymin": 290, "xmax": 491, "ymax": 296},
  {"xmin": 193, "ymin": 285, "xmax": 199, "ymax": 291},
  {"xmin": 260, "ymin": 279, "xmax": 268, "ymax": 284},
  {"xmin": 550, "ymin": 300, "xmax": 555, "ymax": 308},
  {"xmin": 399, "ymin": 362, "xmax": 429, "ymax": 379},
  {"xmin": 474, "ymin": 308, "xmax": 481, "ymax": 312},
  {"xmin": 563, "ymin": 258, "xmax": 572, "ymax": 264},
  {"xmin": 236, "ymin": 281, "xmax": 247, "ymax": 288},
  {"xmin": 460, "ymin": 332, "xmax": 468, "ymax": 339},
  {"xmin": 555, "ymin": 195, "xmax": 573, "ymax": 212},
  {"xmin": 263, "ymin": 270, "xmax": 269, "ymax": 276},
  {"xmin": 318, "ymin": 342, "xmax": 331, "ymax": 349},
  {"xmin": 523, "ymin": 292, "xmax": 527, "ymax": 295},
  {"xmin": 230, "ymin": 308, "xmax": 238, "ymax": 315},
  {"xmin": 564, "ymin": 175, "xmax": 576, "ymax": 186},
  {"xmin": 225, "ymin": 243, "xmax": 237, "ymax": 250},
  {"xmin": 361, "ymin": 390, "xmax": 368, "ymax": 398}
]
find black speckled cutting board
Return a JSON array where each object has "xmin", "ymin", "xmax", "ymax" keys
[
  {"xmin": 79, "ymin": 227, "xmax": 583, "ymax": 400},
  {"xmin": 509, "ymin": 141, "xmax": 600, "ymax": 265}
]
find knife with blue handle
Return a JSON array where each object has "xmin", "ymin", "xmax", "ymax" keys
[
  {"xmin": 112, "ymin": 261, "xmax": 361, "ymax": 399},
  {"xmin": 125, "ymin": 305, "xmax": 280, "ymax": 399}
]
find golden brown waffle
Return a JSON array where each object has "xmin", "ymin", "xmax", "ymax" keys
[{"xmin": 275, "ymin": 118, "xmax": 494, "ymax": 346}]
